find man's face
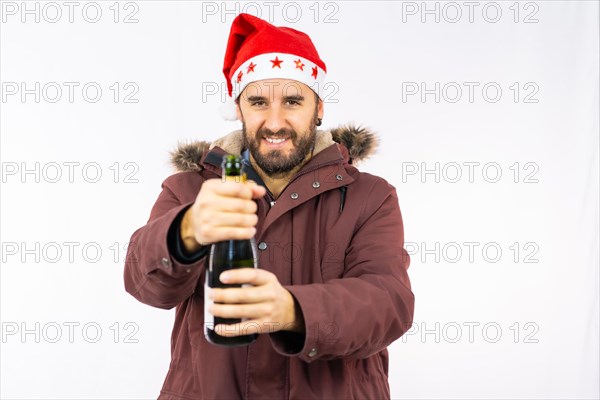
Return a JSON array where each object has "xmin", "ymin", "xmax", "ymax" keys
[{"xmin": 237, "ymin": 79, "xmax": 324, "ymax": 176}]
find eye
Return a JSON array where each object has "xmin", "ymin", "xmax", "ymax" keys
[
  {"xmin": 285, "ymin": 99, "xmax": 301, "ymax": 106},
  {"xmin": 250, "ymin": 100, "xmax": 267, "ymax": 107}
]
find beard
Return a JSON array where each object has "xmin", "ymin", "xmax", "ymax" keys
[{"xmin": 242, "ymin": 117, "xmax": 317, "ymax": 176}]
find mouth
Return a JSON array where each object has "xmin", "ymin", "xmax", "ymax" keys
[{"xmin": 261, "ymin": 134, "xmax": 291, "ymax": 148}]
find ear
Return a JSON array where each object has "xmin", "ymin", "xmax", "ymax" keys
[
  {"xmin": 317, "ymin": 98, "xmax": 324, "ymax": 119},
  {"xmin": 236, "ymin": 100, "xmax": 242, "ymax": 121}
]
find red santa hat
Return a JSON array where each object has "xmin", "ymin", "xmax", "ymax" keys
[{"xmin": 220, "ymin": 13, "xmax": 327, "ymax": 120}]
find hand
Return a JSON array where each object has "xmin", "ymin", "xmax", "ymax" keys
[
  {"xmin": 208, "ymin": 268, "xmax": 305, "ymax": 336},
  {"xmin": 181, "ymin": 178, "xmax": 266, "ymax": 252}
]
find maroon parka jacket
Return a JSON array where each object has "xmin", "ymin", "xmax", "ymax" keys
[{"xmin": 124, "ymin": 125, "xmax": 415, "ymax": 399}]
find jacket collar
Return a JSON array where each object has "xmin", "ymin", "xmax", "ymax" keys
[{"xmin": 169, "ymin": 124, "xmax": 379, "ymax": 173}]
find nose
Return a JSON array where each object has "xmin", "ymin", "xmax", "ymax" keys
[{"xmin": 263, "ymin": 104, "xmax": 286, "ymax": 133}]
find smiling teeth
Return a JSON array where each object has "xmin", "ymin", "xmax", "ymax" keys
[{"xmin": 266, "ymin": 137, "xmax": 287, "ymax": 143}]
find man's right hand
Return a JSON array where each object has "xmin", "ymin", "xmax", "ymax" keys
[{"xmin": 180, "ymin": 178, "xmax": 267, "ymax": 253}]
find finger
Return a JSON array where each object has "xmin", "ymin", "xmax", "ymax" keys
[
  {"xmin": 213, "ymin": 320, "xmax": 270, "ymax": 337},
  {"xmin": 209, "ymin": 302, "xmax": 272, "ymax": 320},
  {"xmin": 219, "ymin": 268, "xmax": 272, "ymax": 286},
  {"xmin": 250, "ymin": 184, "xmax": 267, "ymax": 199},
  {"xmin": 209, "ymin": 180, "xmax": 256, "ymax": 200},
  {"xmin": 214, "ymin": 319, "xmax": 294, "ymax": 337},
  {"xmin": 208, "ymin": 211, "xmax": 258, "ymax": 229},
  {"xmin": 210, "ymin": 285, "xmax": 273, "ymax": 304},
  {"xmin": 201, "ymin": 196, "xmax": 258, "ymax": 214},
  {"xmin": 223, "ymin": 180, "xmax": 266, "ymax": 199}
]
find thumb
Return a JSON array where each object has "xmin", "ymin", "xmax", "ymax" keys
[{"xmin": 248, "ymin": 181, "xmax": 267, "ymax": 198}]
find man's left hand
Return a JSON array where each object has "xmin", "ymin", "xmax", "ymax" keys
[{"xmin": 208, "ymin": 268, "xmax": 305, "ymax": 337}]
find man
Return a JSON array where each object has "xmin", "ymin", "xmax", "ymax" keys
[{"xmin": 124, "ymin": 13, "xmax": 414, "ymax": 399}]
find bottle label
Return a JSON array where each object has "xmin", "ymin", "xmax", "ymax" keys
[{"xmin": 204, "ymin": 279, "xmax": 214, "ymax": 331}]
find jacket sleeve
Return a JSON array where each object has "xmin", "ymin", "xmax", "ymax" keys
[
  {"xmin": 270, "ymin": 182, "xmax": 414, "ymax": 362},
  {"xmin": 123, "ymin": 172, "xmax": 209, "ymax": 310}
]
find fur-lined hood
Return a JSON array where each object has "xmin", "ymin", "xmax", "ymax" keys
[{"xmin": 170, "ymin": 124, "xmax": 379, "ymax": 173}]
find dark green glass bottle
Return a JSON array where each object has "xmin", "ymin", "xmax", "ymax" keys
[{"xmin": 204, "ymin": 155, "xmax": 259, "ymax": 347}]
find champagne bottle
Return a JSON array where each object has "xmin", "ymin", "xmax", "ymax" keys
[{"xmin": 204, "ymin": 154, "xmax": 259, "ymax": 347}]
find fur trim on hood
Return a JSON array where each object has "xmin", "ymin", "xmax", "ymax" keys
[{"xmin": 169, "ymin": 124, "xmax": 378, "ymax": 173}]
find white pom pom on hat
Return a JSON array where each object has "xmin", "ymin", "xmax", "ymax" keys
[{"xmin": 218, "ymin": 97, "xmax": 238, "ymax": 121}]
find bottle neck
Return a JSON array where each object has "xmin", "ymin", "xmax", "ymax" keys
[{"xmin": 223, "ymin": 174, "xmax": 247, "ymax": 183}]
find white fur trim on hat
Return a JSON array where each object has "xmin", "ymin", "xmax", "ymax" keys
[{"xmin": 231, "ymin": 52, "xmax": 327, "ymax": 101}]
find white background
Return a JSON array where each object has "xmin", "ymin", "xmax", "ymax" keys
[{"xmin": 1, "ymin": 1, "xmax": 598, "ymax": 399}]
